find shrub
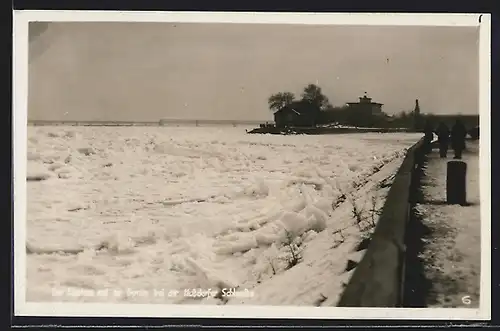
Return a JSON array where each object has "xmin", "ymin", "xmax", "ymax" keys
[{"xmin": 282, "ymin": 229, "xmax": 303, "ymax": 269}]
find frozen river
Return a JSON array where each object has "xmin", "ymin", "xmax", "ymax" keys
[{"xmin": 25, "ymin": 126, "xmax": 422, "ymax": 305}]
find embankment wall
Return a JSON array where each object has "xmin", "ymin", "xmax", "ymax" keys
[{"xmin": 337, "ymin": 137, "xmax": 425, "ymax": 307}]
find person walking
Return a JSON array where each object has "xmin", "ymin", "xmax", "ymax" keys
[
  {"xmin": 423, "ymin": 121, "xmax": 434, "ymax": 153},
  {"xmin": 436, "ymin": 122, "xmax": 450, "ymax": 158},
  {"xmin": 451, "ymin": 119, "xmax": 467, "ymax": 159}
]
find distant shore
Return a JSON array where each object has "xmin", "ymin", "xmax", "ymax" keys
[
  {"xmin": 27, "ymin": 119, "xmax": 264, "ymax": 127},
  {"xmin": 247, "ymin": 126, "xmax": 418, "ymax": 135}
]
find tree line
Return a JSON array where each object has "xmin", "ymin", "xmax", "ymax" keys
[
  {"xmin": 268, "ymin": 84, "xmax": 422, "ymax": 129},
  {"xmin": 268, "ymin": 84, "xmax": 332, "ymax": 113}
]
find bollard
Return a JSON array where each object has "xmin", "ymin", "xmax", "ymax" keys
[{"xmin": 446, "ymin": 161, "xmax": 467, "ymax": 205}]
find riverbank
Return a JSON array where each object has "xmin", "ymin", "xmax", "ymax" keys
[{"xmin": 247, "ymin": 126, "xmax": 415, "ymax": 135}]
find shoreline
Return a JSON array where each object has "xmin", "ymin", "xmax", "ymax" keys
[{"xmin": 247, "ymin": 126, "xmax": 417, "ymax": 135}]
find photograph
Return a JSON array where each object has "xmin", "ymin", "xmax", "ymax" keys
[{"xmin": 13, "ymin": 11, "xmax": 491, "ymax": 320}]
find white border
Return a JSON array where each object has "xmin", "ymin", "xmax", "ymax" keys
[
  {"xmin": 478, "ymin": 11, "xmax": 492, "ymax": 319},
  {"xmin": 13, "ymin": 11, "xmax": 483, "ymax": 26},
  {"xmin": 13, "ymin": 11, "xmax": 491, "ymax": 320}
]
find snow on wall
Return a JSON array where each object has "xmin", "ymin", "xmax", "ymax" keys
[{"xmin": 337, "ymin": 137, "xmax": 425, "ymax": 307}]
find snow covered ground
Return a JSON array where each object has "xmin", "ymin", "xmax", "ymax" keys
[
  {"xmin": 25, "ymin": 126, "xmax": 421, "ymax": 305},
  {"xmin": 415, "ymin": 141, "xmax": 480, "ymax": 308}
]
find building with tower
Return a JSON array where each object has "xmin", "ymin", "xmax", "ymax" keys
[{"xmin": 346, "ymin": 92, "xmax": 384, "ymax": 116}]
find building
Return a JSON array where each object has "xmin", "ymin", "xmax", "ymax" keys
[
  {"xmin": 346, "ymin": 93, "xmax": 384, "ymax": 116},
  {"xmin": 345, "ymin": 93, "xmax": 385, "ymax": 127},
  {"xmin": 273, "ymin": 100, "xmax": 321, "ymax": 128},
  {"xmin": 424, "ymin": 114, "xmax": 479, "ymax": 130}
]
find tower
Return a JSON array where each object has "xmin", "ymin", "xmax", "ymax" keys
[
  {"xmin": 414, "ymin": 99, "xmax": 421, "ymax": 117},
  {"xmin": 413, "ymin": 99, "xmax": 421, "ymax": 130}
]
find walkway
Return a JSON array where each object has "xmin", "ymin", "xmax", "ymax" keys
[{"xmin": 410, "ymin": 140, "xmax": 481, "ymax": 308}]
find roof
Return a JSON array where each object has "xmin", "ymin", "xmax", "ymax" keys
[
  {"xmin": 275, "ymin": 100, "xmax": 320, "ymax": 115},
  {"xmin": 274, "ymin": 106, "xmax": 302, "ymax": 116},
  {"xmin": 347, "ymin": 102, "xmax": 384, "ymax": 106}
]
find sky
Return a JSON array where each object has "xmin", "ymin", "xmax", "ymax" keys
[{"xmin": 27, "ymin": 22, "xmax": 480, "ymax": 122}]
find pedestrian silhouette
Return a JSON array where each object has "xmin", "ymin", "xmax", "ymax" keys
[
  {"xmin": 423, "ymin": 121, "xmax": 434, "ymax": 153},
  {"xmin": 435, "ymin": 122, "xmax": 450, "ymax": 158},
  {"xmin": 451, "ymin": 119, "xmax": 467, "ymax": 159}
]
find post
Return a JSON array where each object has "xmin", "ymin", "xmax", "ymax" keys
[{"xmin": 446, "ymin": 161, "xmax": 467, "ymax": 205}]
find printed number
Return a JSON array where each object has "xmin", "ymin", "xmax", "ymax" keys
[{"xmin": 462, "ymin": 295, "xmax": 472, "ymax": 305}]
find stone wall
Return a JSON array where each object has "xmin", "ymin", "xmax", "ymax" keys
[{"xmin": 337, "ymin": 137, "xmax": 425, "ymax": 307}]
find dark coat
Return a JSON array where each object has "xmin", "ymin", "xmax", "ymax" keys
[
  {"xmin": 424, "ymin": 123, "xmax": 434, "ymax": 142},
  {"xmin": 436, "ymin": 123, "xmax": 450, "ymax": 144},
  {"xmin": 451, "ymin": 121, "xmax": 467, "ymax": 150}
]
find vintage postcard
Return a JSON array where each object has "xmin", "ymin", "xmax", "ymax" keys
[{"xmin": 12, "ymin": 11, "xmax": 491, "ymax": 320}]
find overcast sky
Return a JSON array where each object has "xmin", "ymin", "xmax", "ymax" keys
[{"xmin": 28, "ymin": 22, "xmax": 479, "ymax": 122}]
